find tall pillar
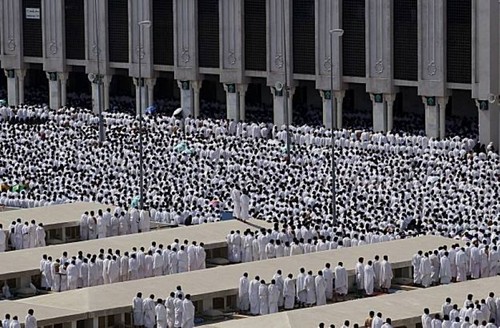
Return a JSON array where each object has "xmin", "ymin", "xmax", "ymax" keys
[
  {"xmin": 177, "ymin": 81, "xmax": 193, "ymax": 118},
  {"xmin": 17, "ymin": 70, "xmax": 26, "ymax": 105},
  {"xmin": 5, "ymin": 70, "xmax": 19, "ymax": 106},
  {"xmin": 46, "ymin": 72, "xmax": 61, "ymax": 110},
  {"xmin": 134, "ymin": 78, "xmax": 148, "ymax": 116},
  {"xmin": 385, "ymin": 93, "xmax": 396, "ymax": 132},
  {"xmin": 192, "ymin": 81, "xmax": 202, "ymax": 119},
  {"xmin": 224, "ymin": 83, "xmax": 239, "ymax": 121},
  {"xmin": 238, "ymin": 84, "xmax": 248, "ymax": 122},
  {"xmin": 59, "ymin": 73, "xmax": 68, "ymax": 107},
  {"xmin": 287, "ymin": 87, "xmax": 295, "ymax": 126},
  {"xmin": 371, "ymin": 93, "xmax": 387, "ymax": 133},
  {"xmin": 423, "ymin": 96, "xmax": 439, "ymax": 139},
  {"xmin": 334, "ymin": 91, "xmax": 345, "ymax": 129},
  {"xmin": 88, "ymin": 74, "xmax": 104, "ymax": 115},
  {"xmin": 103, "ymin": 75, "xmax": 112, "ymax": 112},
  {"xmin": 438, "ymin": 97, "xmax": 448, "ymax": 139},
  {"xmin": 320, "ymin": 90, "xmax": 333, "ymax": 129},
  {"xmin": 146, "ymin": 78, "xmax": 156, "ymax": 108},
  {"xmin": 476, "ymin": 100, "xmax": 499, "ymax": 147},
  {"xmin": 271, "ymin": 87, "xmax": 285, "ymax": 127}
]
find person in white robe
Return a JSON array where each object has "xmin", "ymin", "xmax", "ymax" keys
[
  {"xmin": 268, "ymin": 280, "xmax": 280, "ymax": 314},
  {"xmin": 364, "ymin": 261, "xmax": 376, "ymax": 296},
  {"xmin": 380, "ymin": 255, "xmax": 394, "ymax": 292},
  {"xmin": 304, "ymin": 271, "xmax": 316, "ymax": 306},
  {"xmin": 456, "ymin": 248, "xmax": 467, "ymax": 282},
  {"xmin": 21, "ymin": 222, "xmax": 30, "ymax": 249},
  {"xmin": 355, "ymin": 257, "xmax": 365, "ymax": 295},
  {"xmin": 174, "ymin": 294, "xmax": 184, "ymax": 328},
  {"xmin": 231, "ymin": 186, "xmax": 241, "ymax": 219},
  {"xmin": 315, "ymin": 270, "xmax": 327, "ymax": 306},
  {"xmin": 139, "ymin": 209, "xmax": 150, "ymax": 233},
  {"xmin": 373, "ymin": 255, "xmax": 382, "ymax": 290},
  {"xmin": 470, "ymin": 243, "xmax": 481, "ymax": 279},
  {"xmin": 335, "ymin": 262, "xmax": 348, "ymax": 298},
  {"xmin": 35, "ymin": 223, "xmax": 46, "ymax": 247},
  {"xmin": 479, "ymin": 246, "xmax": 490, "ymax": 278},
  {"xmin": 239, "ymin": 191, "xmax": 250, "ymax": 221},
  {"xmin": 143, "ymin": 294, "xmax": 156, "ymax": 328},
  {"xmin": 144, "ymin": 251, "xmax": 154, "ymax": 278},
  {"xmin": 66, "ymin": 261, "xmax": 79, "ymax": 290},
  {"xmin": 296, "ymin": 268, "xmax": 307, "ymax": 307},
  {"xmin": 272, "ymin": 270, "xmax": 284, "ymax": 308},
  {"xmin": 153, "ymin": 250, "xmax": 164, "ymax": 277},
  {"xmin": 249, "ymin": 276, "xmax": 261, "ymax": 315},
  {"xmin": 97, "ymin": 213, "xmax": 107, "ymax": 239},
  {"xmin": 187, "ymin": 241, "xmax": 197, "ymax": 271},
  {"xmin": 107, "ymin": 256, "xmax": 120, "ymax": 283},
  {"xmin": 132, "ymin": 292, "xmax": 144, "ymax": 328},
  {"xmin": 238, "ymin": 273, "xmax": 250, "ymax": 312},
  {"xmin": 283, "ymin": 273, "xmax": 295, "ymax": 310},
  {"xmin": 80, "ymin": 258, "xmax": 89, "ymax": 288},
  {"xmin": 2, "ymin": 282, "xmax": 12, "ymax": 299},
  {"xmin": 79, "ymin": 212, "xmax": 89, "ymax": 240},
  {"xmin": 118, "ymin": 212, "xmax": 129, "ymax": 235},
  {"xmin": 489, "ymin": 246, "xmax": 499, "ymax": 277},
  {"xmin": 9, "ymin": 316, "xmax": 20, "ymax": 328},
  {"xmin": 88, "ymin": 258, "xmax": 99, "ymax": 287},
  {"xmin": 258, "ymin": 280, "xmax": 269, "ymax": 315},
  {"xmin": 59, "ymin": 264, "xmax": 68, "ymax": 292},
  {"xmin": 120, "ymin": 252, "xmax": 129, "ymax": 282},
  {"xmin": 1, "ymin": 314, "xmax": 11, "ymax": 328},
  {"xmin": 24, "ymin": 309, "xmax": 36, "ymax": 328},
  {"xmin": 430, "ymin": 250, "xmax": 440, "ymax": 285},
  {"xmin": 177, "ymin": 246, "xmax": 189, "ymax": 273},
  {"xmin": 87, "ymin": 213, "xmax": 97, "ymax": 240},
  {"xmin": 28, "ymin": 220, "xmax": 36, "ymax": 248},
  {"xmin": 322, "ymin": 263, "xmax": 334, "ymax": 301},
  {"xmin": 182, "ymin": 294, "xmax": 195, "ymax": 328},
  {"xmin": 420, "ymin": 253, "xmax": 433, "ymax": 288},
  {"xmin": 128, "ymin": 254, "xmax": 140, "ymax": 280},
  {"xmin": 440, "ymin": 252, "xmax": 452, "ymax": 284},
  {"xmin": 0, "ymin": 224, "xmax": 6, "ymax": 252},
  {"xmin": 195, "ymin": 243, "xmax": 206, "ymax": 270},
  {"xmin": 155, "ymin": 299, "xmax": 167, "ymax": 328},
  {"xmin": 166, "ymin": 292, "xmax": 175, "ymax": 328}
]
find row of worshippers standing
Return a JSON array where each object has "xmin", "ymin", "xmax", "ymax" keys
[
  {"xmin": 422, "ymin": 292, "xmax": 500, "ymax": 328},
  {"xmin": 411, "ymin": 242, "xmax": 499, "ymax": 289},
  {"xmin": 1, "ymin": 310, "xmax": 37, "ymax": 328},
  {"xmin": 230, "ymin": 185, "xmax": 251, "ymax": 221},
  {"xmin": 132, "ymin": 287, "xmax": 195, "ymax": 328},
  {"xmin": 39, "ymin": 240, "xmax": 206, "ymax": 292},
  {"xmin": 0, "ymin": 219, "xmax": 46, "ymax": 251},
  {"xmin": 354, "ymin": 255, "xmax": 394, "ymax": 296},
  {"xmin": 318, "ymin": 317, "xmax": 393, "ymax": 328},
  {"xmin": 237, "ymin": 263, "xmax": 349, "ymax": 316},
  {"xmin": 79, "ymin": 207, "xmax": 150, "ymax": 241}
]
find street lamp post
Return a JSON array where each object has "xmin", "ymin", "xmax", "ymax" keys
[
  {"xmin": 329, "ymin": 28, "xmax": 344, "ymax": 224},
  {"xmin": 138, "ymin": 20, "xmax": 152, "ymax": 211}
]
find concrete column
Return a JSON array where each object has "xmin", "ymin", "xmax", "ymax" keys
[
  {"xmin": 133, "ymin": 78, "xmax": 147, "ymax": 116},
  {"xmin": 371, "ymin": 93, "xmax": 387, "ymax": 133},
  {"xmin": 17, "ymin": 70, "xmax": 26, "ymax": 105},
  {"xmin": 224, "ymin": 84, "xmax": 239, "ymax": 121},
  {"xmin": 46, "ymin": 72, "xmax": 61, "ymax": 110},
  {"xmin": 192, "ymin": 80, "xmax": 202, "ymax": 119},
  {"xmin": 92, "ymin": 317, "xmax": 99, "ymax": 328},
  {"xmin": 88, "ymin": 74, "xmax": 104, "ymax": 115},
  {"xmin": 238, "ymin": 84, "xmax": 248, "ymax": 122},
  {"xmin": 102, "ymin": 75, "xmax": 112, "ymax": 112},
  {"xmin": 177, "ymin": 81, "xmax": 193, "ymax": 118},
  {"xmin": 437, "ymin": 97, "xmax": 448, "ymax": 139},
  {"xmin": 423, "ymin": 97, "xmax": 439, "ymax": 139},
  {"xmin": 385, "ymin": 93, "xmax": 396, "ymax": 132},
  {"xmin": 476, "ymin": 100, "xmax": 499, "ymax": 147},
  {"xmin": 334, "ymin": 91, "xmax": 345, "ymax": 129},
  {"xmin": 146, "ymin": 78, "xmax": 156, "ymax": 108},
  {"xmin": 271, "ymin": 87, "xmax": 285, "ymax": 127},
  {"xmin": 320, "ymin": 90, "xmax": 333, "ymax": 129},
  {"xmin": 287, "ymin": 87, "xmax": 295, "ymax": 126},
  {"xmin": 5, "ymin": 70, "xmax": 19, "ymax": 106},
  {"xmin": 59, "ymin": 73, "xmax": 68, "ymax": 107}
]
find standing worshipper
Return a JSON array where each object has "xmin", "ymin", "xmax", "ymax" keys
[
  {"xmin": 155, "ymin": 298, "xmax": 167, "ymax": 328},
  {"xmin": 380, "ymin": 255, "xmax": 393, "ymax": 292},
  {"xmin": 22, "ymin": 222, "xmax": 30, "ymax": 249},
  {"xmin": 315, "ymin": 270, "xmax": 327, "ymax": 306},
  {"xmin": 440, "ymin": 252, "xmax": 452, "ymax": 284},
  {"xmin": 1, "ymin": 314, "xmax": 11, "ymax": 328},
  {"xmin": 420, "ymin": 253, "xmax": 432, "ymax": 288},
  {"xmin": 335, "ymin": 262, "xmax": 348, "ymax": 299},
  {"xmin": 28, "ymin": 220, "xmax": 36, "ymax": 248},
  {"xmin": 132, "ymin": 292, "xmax": 144, "ymax": 328},
  {"xmin": 153, "ymin": 250, "xmax": 164, "ymax": 277},
  {"xmin": 195, "ymin": 242, "xmax": 206, "ymax": 270},
  {"xmin": 268, "ymin": 279, "xmax": 280, "ymax": 314},
  {"xmin": 174, "ymin": 294, "xmax": 184, "ymax": 328},
  {"xmin": 296, "ymin": 267, "xmax": 307, "ymax": 307},
  {"xmin": 470, "ymin": 242, "xmax": 481, "ymax": 279},
  {"xmin": 283, "ymin": 273, "xmax": 295, "ymax": 310},
  {"xmin": 87, "ymin": 212, "xmax": 97, "ymax": 240},
  {"xmin": 364, "ymin": 261, "xmax": 376, "ymax": 296},
  {"xmin": 143, "ymin": 294, "xmax": 156, "ymax": 328},
  {"xmin": 323, "ymin": 263, "xmax": 334, "ymax": 301},
  {"xmin": 430, "ymin": 250, "xmax": 441, "ymax": 285},
  {"xmin": 421, "ymin": 308, "xmax": 432, "ymax": 328},
  {"xmin": 240, "ymin": 189, "xmax": 250, "ymax": 221},
  {"xmin": 66, "ymin": 260, "xmax": 79, "ymax": 290},
  {"xmin": 182, "ymin": 294, "xmax": 195, "ymax": 328},
  {"xmin": 177, "ymin": 246, "xmax": 188, "ymax": 273},
  {"xmin": 35, "ymin": 223, "xmax": 46, "ymax": 247},
  {"xmin": 249, "ymin": 276, "xmax": 261, "ymax": 315},
  {"xmin": 272, "ymin": 269, "xmax": 284, "ymax": 308},
  {"xmin": 412, "ymin": 250, "xmax": 423, "ymax": 285},
  {"xmin": 139, "ymin": 207, "xmax": 150, "ymax": 233},
  {"xmin": 80, "ymin": 211, "xmax": 89, "ymax": 240},
  {"xmin": 356, "ymin": 257, "xmax": 365, "ymax": 296},
  {"xmin": 456, "ymin": 247, "xmax": 467, "ymax": 282},
  {"xmin": 166, "ymin": 292, "xmax": 175, "ymax": 328},
  {"xmin": 238, "ymin": 272, "xmax": 250, "ymax": 313},
  {"xmin": 305, "ymin": 270, "xmax": 316, "ymax": 307},
  {"xmin": 24, "ymin": 309, "xmax": 37, "ymax": 328},
  {"xmin": 259, "ymin": 279, "xmax": 269, "ymax": 315},
  {"xmin": 231, "ymin": 185, "xmax": 241, "ymax": 219},
  {"xmin": 8, "ymin": 316, "xmax": 20, "ymax": 328},
  {"xmin": 0, "ymin": 224, "xmax": 5, "ymax": 252},
  {"xmin": 107, "ymin": 256, "xmax": 120, "ymax": 283}
]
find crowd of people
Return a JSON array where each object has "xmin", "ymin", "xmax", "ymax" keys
[
  {"xmin": 1, "ymin": 309, "xmax": 37, "ymax": 328},
  {"xmin": 79, "ymin": 208, "xmax": 150, "ymax": 240},
  {"xmin": 238, "ymin": 263, "xmax": 350, "ymax": 316},
  {"xmin": 132, "ymin": 286, "xmax": 195, "ymax": 328},
  {"xmin": 0, "ymin": 219, "xmax": 46, "ymax": 252},
  {"xmin": 38, "ymin": 239, "xmax": 206, "ymax": 292},
  {"xmin": 412, "ymin": 242, "xmax": 499, "ymax": 288}
]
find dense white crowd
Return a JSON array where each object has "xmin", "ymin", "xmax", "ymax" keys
[{"xmin": 0, "ymin": 219, "xmax": 46, "ymax": 252}]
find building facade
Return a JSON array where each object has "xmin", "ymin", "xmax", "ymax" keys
[{"xmin": 0, "ymin": 0, "xmax": 499, "ymax": 147}]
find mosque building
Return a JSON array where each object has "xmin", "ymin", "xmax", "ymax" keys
[{"xmin": 0, "ymin": 0, "xmax": 498, "ymax": 148}]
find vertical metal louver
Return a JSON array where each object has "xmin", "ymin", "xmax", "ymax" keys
[
  {"xmin": 197, "ymin": 0, "xmax": 219, "ymax": 68},
  {"xmin": 244, "ymin": 0, "xmax": 266, "ymax": 71},
  {"xmin": 22, "ymin": 0, "xmax": 43, "ymax": 57},
  {"xmin": 394, "ymin": 0, "xmax": 417, "ymax": 81},
  {"xmin": 108, "ymin": 0, "xmax": 129, "ymax": 63},
  {"xmin": 447, "ymin": 0, "xmax": 471, "ymax": 83},
  {"xmin": 65, "ymin": 0, "xmax": 85, "ymax": 60},
  {"xmin": 153, "ymin": 0, "xmax": 173, "ymax": 65},
  {"xmin": 292, "ymin": 0, "xmax": 315, "ymax": 74},
  {"xmin": 342, "ymin": 0, "xmax": 365, "ymax": 77}
]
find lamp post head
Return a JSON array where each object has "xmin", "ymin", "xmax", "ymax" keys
[
  {"xmin": 138, "ymin": 20, "xmax": 152, "ymax": 28},
  {"xmin": 329, "ymin": 29, "xmax": 344, "ymax": 36}
]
